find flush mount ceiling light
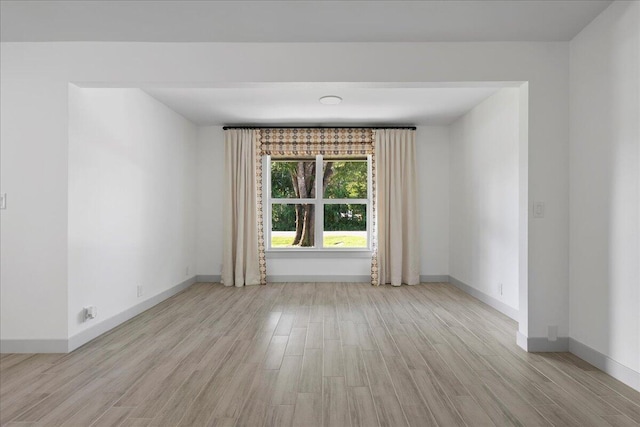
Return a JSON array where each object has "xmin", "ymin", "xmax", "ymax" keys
[{"xmin": 319, "ymin": 95, "xmax": 342, "ymax": 105}]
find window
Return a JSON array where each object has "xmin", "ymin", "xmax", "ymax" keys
[{"xmin": 266, "ymin": 155, "xmax": 371, "ymax": 250}]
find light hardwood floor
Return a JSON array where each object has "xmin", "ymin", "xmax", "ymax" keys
[{"xmin": 1, "ymin": 282, "xmax": 639, "ymax": 426}]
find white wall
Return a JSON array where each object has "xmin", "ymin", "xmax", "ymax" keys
[
  {"xmin": 417, "ymin": 126, "xmax": 450, "ymax": 276},
  {"xmin": 0, "ymin": 41, "xmax": 568, "ymax": 345},
  {"xmin": 68, "ymin": 87, "xmax": 198, "ymax": 337},
  {"xmin": 569, "ymin": 0, "xmax": 639, "ymax": 380},
  {"xmin": 0, "ymin": 79, "xmax": 69, "ymax": 342},
  {"xmin": 194, "ymin": 125, "xmax": 450, "ymax": 279},
  {"xmin": 196, "ymin": 126, "xmax": 224, "ymax": 277},
  {"xmin": 449, "ymin": 88, "xmax": 520, "ymax": 310}
]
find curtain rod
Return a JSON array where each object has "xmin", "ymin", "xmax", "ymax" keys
[{"xmin": 222, "ymin": 126, "xmax": 417, "ymax": 130}]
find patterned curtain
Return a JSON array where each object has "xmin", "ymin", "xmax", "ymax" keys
[{"xmin": 255, "ymin": 128, "xmax": 379, "ymax": 285}]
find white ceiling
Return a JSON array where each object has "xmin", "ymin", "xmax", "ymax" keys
[
  {"xmin": 142, "ymin": 85, "xmax": 504, "ymax": 126},
  {"xmin": 1, "ymin": 1, "xmax": 611, "ymax": 42}
]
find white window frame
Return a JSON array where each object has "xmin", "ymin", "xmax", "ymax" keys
[{"xmin": 265, "ymin": 154, "xmax": 372, "ymax": 253}]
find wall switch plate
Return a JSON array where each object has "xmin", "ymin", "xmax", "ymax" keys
[
  {"xmin": 0, "ymin": 193, "xmax": 6, "ymax": 210},
  {"xmin": 137, "ymin": 285, "xmax": 144, "ymax": 297},
  {"xmin": 533, "ymin": 201, "xmax": 545, "ymax": 218}
]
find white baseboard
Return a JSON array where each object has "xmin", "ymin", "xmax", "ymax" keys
[
  {"xmin": 448, "ymin": 276, "xmax": 519, "ymax": 321},
  {"xmin": 0, "ymin": 276, "xmax": 198, "ymax": 354},
  {"xmin": 525, "ymin": 336, "xmax": 570, "ymax": 352},
  {"xmin": 516, "ymin": 331, "xmax": 570, "ymax": 352},
  {"xmin": 420, "ymin": 275, "xmax": 450, "ymax": 283},
  {"xmin": 265, "ymin": 274, "xmax": 449, "ymax": 283},
  {"xmin": 569, "ymin": 338, "xmax": 640, "ymax": 392},
  {"xmin": 196, "ymin": 275, "xmax": 221, "ymax": 283},
  {"xmin": 67, "ymin": 276, "xmax": 197, "ymax": 352},
  {"xmin": 267, "ymin": 275, "xmax": 371, "ymax": 283},
  {"xmin": 516, "ymin": 331, "xmax": 528, "ymax": 351}
]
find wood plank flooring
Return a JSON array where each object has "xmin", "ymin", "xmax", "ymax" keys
[{"xmin": 1, "ymin": 282, "xmax": 639, "ymax": 426}]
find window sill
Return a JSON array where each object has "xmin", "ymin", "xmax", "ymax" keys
[{"xmin": 266, "ymin": 250, "xmax": 372, "ymax": 259}]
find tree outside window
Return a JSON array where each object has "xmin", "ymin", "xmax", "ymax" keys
[{"xmin": 268, "ymin": 156, "xmax": 369, "ymax": 249}]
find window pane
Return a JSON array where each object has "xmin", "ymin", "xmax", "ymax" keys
[
  {"xmin": 323, "ymin": 204, "xmax": 367, "ymax": 248},
  {"xmin": 323, "ymin": 160, "xmax": 368, "ymax": 199},
  {"xmin": 271, "ymin": 204, "xmax": 316, "ymax": 248},
  {"xmin": 271, "ymin": 159, "xmax": 316, "ymax": 198}
]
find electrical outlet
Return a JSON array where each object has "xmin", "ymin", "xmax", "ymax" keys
[
  {"xmin": 548, "ymin": 325, "xmax": 558, "ymax": 342},
  {"xmin": 533, "ymin": 201, "xmax": 545, "ymax": 218},
  {"xmin": 0, "ymin": 193, "xmax": 6, "ymax": 210},
  {"xmin": 185, "ymin": 266, "xmax": 190, "ymax": 276},
  {"xmin": 499, "ymin": 283, "xmax": 503, "ymax": 296},
  {"xmin": 84, "ymin": 306, "xmax": 97, "ymax": 320},
  {"xmin": 137, "ymin": 285, "xmax": 144, "ymax": 297}
]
